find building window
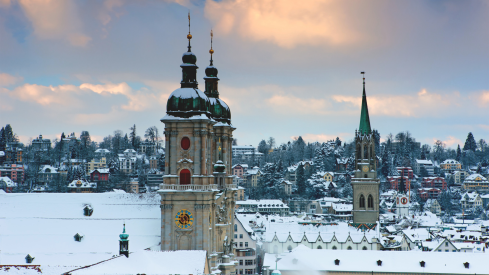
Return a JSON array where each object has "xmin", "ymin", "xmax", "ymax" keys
[
  {"xmin": 332, "ymin": 246, "xmax": 337, "ymax": 250},
  {"xmin": 240, "ymin": 242, "xmax": 243, "ymax": 247},
  {"xmin": 240, "ymin": 234, "xmax": 243, "ymax": 239},
  {"xmin": 287, "ymin": 245, "xmax": 292, "ymax": 251},
  {"xmin": 234, "ymin": 234, "xmax": 237, "ymax": 239},
  {"xmin": 362, "ymin": 246, "xmax": 367, "ymax": 250},
  {"xmin": 317, "ymin": 246, "xmax": 322, "ymax": 249},
  {"xmin": 368, "ymin": 195, "xmax": 374, "ymax": 209},
  {"xmin": 245, "ymin": 269, "xmax": 253, "ymax": 274},
  {"xmin": 245, "ymin": 242, "xmax": 248, "ymax": 247},
  {"xmin": 235, "ymin": 224, "xmax": 238, "ymax": 232},
  {"xmin": 181, "ymin": 137, "xmax": 190, "ymax": 150},
  {"xmin": 239, "ymin": 260, "xmax": 243, "ymax": 266},
  {"xmin": 245, "ymin": 260, "xmax": 253, "ymax": 265},
  {"xmin": 347, "ymin": 246, "xmax": 352, "ymax": 250},
  {"xmin": 359, "ymin": 194, "xmax": 365, "ymax": 208},
  {"xmin": 239, "ymin": 269, "xmax": 243, "ymax": 275},
  {"xmin": 180, "ymin": 169, "xmax": 191, "ymax": 185}
]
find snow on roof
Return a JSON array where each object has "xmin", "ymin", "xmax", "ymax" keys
[
  {"xmin": 416, "ymin": 159, "xmax": 433, "ymax": 165},
  {"xmin": 265, "ymin": 221, "xmax": 377, "ymax": 243},
  {"xmin": 402, "ymin": 228, "xmax": 431, "ymax": 243},
  {"xmin": 332, "ymin": 203, "xmax": 352, "ymax": 211},
  {"xmin": 70, "ymin": 250, "xmax": 207, "ymax": 275},
  {"xmin": 264, "ymin": 247, "xmax": 489, "ymax": 274},
  {"xmin": 0, "ymin": 193, "xmax": 161, "ymax": 273},
  {"xmin": 95, "ymin": 149, "xmax": 110, "ymax": 153},
  {"xmin": 39, "ymin": 165, "xmax": 58, "ymax": 173},
  {"xmin": 237, "ymin": 200, "xmax": 288, "ymax": 208},
  {"xmin": 460, "ymin": 192, "xmax": 481, "ymax": 202},
  {"xmin": 0, "ymin": 151, "xmax": 4, "ymax": 156},
  {"xmin": 232, "ymin": 145, "xmax": 255, "ymax": 149},
  {"xmin": 441, "ymin": 159, "xmax": 460, "ymax": 165},
  {"xmin": 464, "ymin": 173, "xmax": 488, "ymax": 182},
  {"xmin": 90, "ymin": 168, "xmax": 110, "ymax": 174},
  {"xmin": 0, "ymin": 176, "xmax": 17, "ymax": 187}
]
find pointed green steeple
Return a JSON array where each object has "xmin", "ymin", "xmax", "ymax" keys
[{"xmin": 359, "ymin": 72, "xmax": 372, "ymax": 135}]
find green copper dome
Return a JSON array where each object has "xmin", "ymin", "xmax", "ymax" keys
[
  {"xmin": 119, "ymin": 224, "xmax": 129, "ymax": 241},
  {"xmin": 167, "ymin": 88, "xmax": 210, "ymax": 118}
]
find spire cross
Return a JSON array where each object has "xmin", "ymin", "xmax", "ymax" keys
[
  {"xmin": 361, "ymin": 71, "xmax": 365, "ymax": 86},
  {"xmin": 187, "ymin": 12, "xmax": 192, "ymax": 52},
  {"xmin": 209, "ymin": 30, "xmax": 214, "ymax": 65}
]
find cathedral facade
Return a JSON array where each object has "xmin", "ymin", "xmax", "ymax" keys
[
  {"xmin": 351, "ymin": 73, "xmax": 380, "ymax": 228},
  {"xmin": 158, "ymin": 24, "xmax": 237, "ymax": 274}
]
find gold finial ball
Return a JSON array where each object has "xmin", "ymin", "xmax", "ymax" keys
[
  {"xmin": 187, "ymin": 34, "xmax": 192, "ymax": 40},
  {"xmin": 209, "ymin": 49, "xmax": 214, "ymax": 54}
]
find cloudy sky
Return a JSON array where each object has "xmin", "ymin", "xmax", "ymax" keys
[{"xmin": 1, "ymin": 0, "xmax": 488, "ymax": 148}]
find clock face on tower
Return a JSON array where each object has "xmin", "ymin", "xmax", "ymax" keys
[
  {"xmin": 362, "ymin": 166, "xmax": 369, "ymax": 172},
  {"xmin": 175, "ymin": 209, "xmax": 194, "ymax": 229}
]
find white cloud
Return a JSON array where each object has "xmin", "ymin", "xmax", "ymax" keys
[
  {"xmin": 0, "ymin": 73, "xmax": 23, "ymax": 87},
  {"xmin": 267, "ymin": 94, "xmax": 331, "ymax": 115},
  {"xmin": 332, "ymin": 89, "xmax": 460, "ymax": 117}
]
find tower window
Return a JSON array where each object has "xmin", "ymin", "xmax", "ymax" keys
[
  {"xmin": 181, "ymin": 137, "xmax": 190, "ymax": 150},
  {"xmin": 180, "ymin": 169, "xmax": 191, "ymax": 185},
  {"xmin": 359, "ymin": 194, "xmax": 365, "ymax": 208},
  {"xmin": 368, "ymin": 195, "xmax": 374, "ymax": 209}
]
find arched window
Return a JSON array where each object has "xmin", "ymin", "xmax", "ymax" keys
[
  {"xmin": 359, "ymin": 194, "xmax": 365, "ymax": 208},
  {"xmin": 287, "ymin": 245, "xmax": 292, "ymax": 252},
  {"xmin": 362, "ymin": 246, "xmax": 367, "ymax": 250},
  {"xmin": 180, "ymin": 169, "xmax": 191, "ymax": 185},
  {"xmin": 181, "ymin": 137, "xmax": 190, "ymax": 150},
  {"xmin": 332, "ymin": 246, "xmax": 337, "ymax": 250},
  {"xmin": 317, "ymin": 246, "xmax": 322, "ymax": 249},
  {"xmin": 368, "ymin": 195, "xmax": 374, "ymax": 209},
  {"xmin": 347, "ymin": 246, "xmax": 352, "ymax": 250}
]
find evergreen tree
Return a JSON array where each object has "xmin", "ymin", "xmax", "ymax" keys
[
  {"xmin": 158, "ymin": 153, "xmax": 166, "ymax": 172},
  {"xmin": 307, "ymin": 173, "xmax": 328, "ymax": 199},
  {"xmin": 463, "ymin": 132, "xmax": 477, "ymax": 152},
  {"xmin": 130, "ymin": 124, "xmax": 137, "ymax": 149},
  {"xmin": 296, "ymin": 163, "xmax": 306, "ymax": 196},
  {"xmin": 293, "ymin": 136, "xmax": 306, "ymax": 162},
  {"xmin": 420, "ymin": 166, "xmax": 429, "ymax": 178},
  {"xmin": 398, "ymin": 175, "xmax": 406, "ymax": 193},
  {"xmin": 456, "ymin": 145, "xmax": 462, "ymax": 161},
  {"xmin": 258, "ymin": 140, "xmax": 268, "ymax": 154},
  {"xmin": 420, "ymin": 150, "xmax": 426, "ymax": 160},
  {"xmin": 372, "ymin": 130, "xmax": 380, "ymax": 156},
  {"xmin": 342, "ymin": 182, "xmax": 353, "ymax": 198},
  {"xmin": 4, "ymin": 124, "xmax": 15, "ymax": 142},
  {"xmin": 381, "ymin": 150, "xmax": 390, "ymax": 178},
  {"xmin": 0, "ymin": 127, "xmax": 6, "ymax": 151}
]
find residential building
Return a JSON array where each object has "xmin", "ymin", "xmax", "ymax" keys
[
  {"xmin": 387, "ymin": 176, "xmax": 411, "ymax": 191},
  {"xmin": 460, "ymin": 192, "xmax": 483, "ymax": 210},
  {"xmin": 235, "ymin": 186, "xmax": 245, "ymax": 201},
  {"xmin": 118, "ymin": 149, "xmax": 137, "ymax": 174},
  {"xmin": 242, "ymin": 152, "xmax": 264, "ymax": 161},
  {"xmin": 440, "ymin": 159, "xmax": 462, "ymax": 173},
  {"xmin": 94, "ymin": 148, "xmax": 111, "ymax": 158},
  {"xmin": 90, "ymin": 168, "xmax": 110, "ymax": 185},
  {"xmin": 67, "ymin": 179, "xmax": 96, "ymax": 193},
  {"xmin": 0, "ymin": 164, "xmax": 25, "ymax": 183},
  {"xmin": 128, "ymin": 179, "xmax": 139, "ymax": 193},
  {"xmin": 4, "ymin": 142, "xmax": 23, "ymax": 163},
  {"xmin": 329, "ymin": 203, "xmax": 353, "ymax": 220},
  {"xmin": 396, "ymin": 167, "xmax": 414, "ymax": 179},
  {"xmin": 235, "ymin": 215, "xmax": 258, "ymax": 275},
  {"xmin": 316, "ymin": 197, "xmax": 347, "ymax": 214},
  {"xmin": 147, "ymin": 171, "xmax": 164, "ymax": 191},
  {"xmin": 481, "ymin": 194, "xmax": 489, "ymax": 208},
  {"xmin": 285, "ymin": 161, "xmax": 314, "ymax": 184},
  {"xmin": 417, "ymin": 188, "xmax": 442, "ymax": 200},
  {"xmin": 139, "ymin": 141, "xmax": 156, "ymax": 155},
  {"xmin": 243, "ymin": 167, "xmax": 261, "ymax": 188},
  {"xmin": 414, "ymin": 159, "xmax": 434, "ymax": 176},
  {"xmin": 336, "ymin": 158, "xmax": 348, "ymax": 172},
  {"xmin": 280, "ymin": 180, "xmax": 293, "ymax": 195},
  {"xmin": 425, "ymin": 199, "xmax": 441, "ymax": 215},
  {"xmin": 462, "ymin": 174, "xmax": 489, "ymax": 192},
  {"xmin": 31, "ymin": 134, "xmax": 51, "ymax": 151},
  {"xmin": 149, "ymin": 155, "xmax": 159, "ymax": 169},
  {"xmin": 0, "ymin": 176, "xmax": 17, "ymax": 192},
  {"xmin": 233, "ymin": 164, "xmax": 248, "ymax": 178},
  {"xmin": 86, "ymin": 157, "xmax": 107, "ymax": 176},
  {"xmin": 453, "ymin": 170, "xmax": 469, "ymax": 185},
  {"xmin": 236, "ymin": 200, "xmax": 289, "ymax": 216},
  {"xmin": 38, "ymin": 165, "xmax": 59, "ymax": 184},
  {"xmin": 421, "ymin": 177, "xmax": 447, "ymax": 190},
  {"xmin": 233, "ymin": 145, "xmax": 256, "ymax": 157}
]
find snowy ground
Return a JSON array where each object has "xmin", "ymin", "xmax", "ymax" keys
[{"xmin": 0, "ymin": 192, "xmax": 161, "ymax": 274}]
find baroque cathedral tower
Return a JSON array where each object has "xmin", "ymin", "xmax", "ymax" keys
[
  {"xmin": 351, "ymin": 72, "xmax": 380, "ymax": 229},
  {"xmin": 158, "ymin": 15, "xmax": 237, "ymax": 274}
]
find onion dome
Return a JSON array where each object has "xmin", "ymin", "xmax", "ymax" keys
[
  {"xmin": 204, "ymin": 30, "xmax": 231, "ymax": 124},
  {"xmin": 119, "ymin": 224, "xmax": 129, "ymax": 241},
  {"xmin": 214, "ymin": 160, "xmax": 226, "ymax": 173},
  {"xmin": 166, "ymin": 14, "xmax": 210, "ymax": 118}
]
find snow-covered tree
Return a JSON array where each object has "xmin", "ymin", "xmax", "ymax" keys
[{"xmin": 463, "ymin": 132, "xmax": 477, "ymax": 152}]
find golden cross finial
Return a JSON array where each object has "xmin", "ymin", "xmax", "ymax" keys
[
  {"xmin": 187, "ymin": 12, "xmax": 192, "ymax": 40},
  {"xmin": 210, "ymin": 30, "xmax": 214, "ymax": 55},
  {"xmin": 218, "ymin": 137, "xmax": 221, "ymax": 152}
]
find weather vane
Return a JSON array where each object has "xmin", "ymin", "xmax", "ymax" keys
[
  {"xmin": 361, "ymin": 71, "xmax": 365, "ymax": 84},
  {"xmin": 210, "ymin": 30, "xmax": 214, "ymax": 65}
]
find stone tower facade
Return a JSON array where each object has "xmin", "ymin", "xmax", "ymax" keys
[
  {"xmin": 351, "ymin": 73, "xmax": 380, "ymax": 227},
  {"xmin": 158, "ymin": 25, "xmax": 237, "ymax": 274}
]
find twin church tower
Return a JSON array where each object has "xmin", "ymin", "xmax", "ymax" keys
[{"xmin": 157, "ymin": 16, "xmax": 379, "ymax": 272}]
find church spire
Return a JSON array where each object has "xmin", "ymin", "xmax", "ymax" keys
[
  {"xmin": 187, "ymin": 12, "xmax": 192, "ymax": 52},
  {"xmin": 359, "ymin": 72, "xmax": 372, "ymax": 135}
]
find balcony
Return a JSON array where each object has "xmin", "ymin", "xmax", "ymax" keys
[{"xmin": 159, "ymin": 184, "xmax": 238, "ymax": 191}]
